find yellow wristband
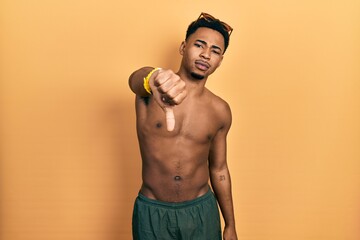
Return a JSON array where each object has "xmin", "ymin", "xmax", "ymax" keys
[{"xmin": 143, "ymin": 68, "xmax": 161, "ymax": 94}]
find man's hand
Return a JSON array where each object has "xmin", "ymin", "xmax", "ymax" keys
[
  {"xmin": 149, "ymin": 69, "xmax": 187, "ymax": 131},
  {"xmin": 223, "ymin": 225, "xmax": 238, "ymax": 240}
]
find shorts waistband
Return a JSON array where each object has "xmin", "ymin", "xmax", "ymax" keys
[{"xmin": 137, "ymin": 187, "xmax": 214, "ymax": 209}]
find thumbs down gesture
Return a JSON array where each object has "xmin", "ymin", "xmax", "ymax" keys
[{"xmin": 149, "ymin": 69, "xmax": 187, "ymax": 131}]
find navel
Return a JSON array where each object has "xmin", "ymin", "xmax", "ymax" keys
[
  {"xmin": 174, "ymin": 175, "xmax": 182, "ymax": 181},
  {"xmin": 156, "ymin": 122, "xmax": 162, "ymax": 128}
]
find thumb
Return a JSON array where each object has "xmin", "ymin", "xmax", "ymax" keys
[{"xmin": 164, "ymin": 106, "xmax": 175, "ymax": 131}]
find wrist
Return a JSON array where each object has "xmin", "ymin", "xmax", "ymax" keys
[
  {"xmin": 143, "ymin": 67, "xmax": 161, "ymax": 94},
  {"xmin": 225, "ymin": 220, "xmax": 236, "ymax": 228}
]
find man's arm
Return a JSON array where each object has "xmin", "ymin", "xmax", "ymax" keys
[
  {"xmin": 128, "ymin": 67, "xmax": 187, "ymax": 131},
  {"xmin": 209, "ymin": 102, "xmax": 237, "ymax": 240},
  {"xmin": 128, "ymin": 67, "xmax": 154, "ymax": 97},
  {"xmin": 129, "ymin": 67, "xmax": 187, "ymax": 102}
]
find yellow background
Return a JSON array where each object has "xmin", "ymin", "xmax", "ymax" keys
[{"xmin": 1, "ymin": 0, "xmax": 359, "ymax": 239}]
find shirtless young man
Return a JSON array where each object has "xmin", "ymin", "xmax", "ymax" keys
[{"xmin": 129, "ymin": 13, "xmax": 237, "ymax": 240}]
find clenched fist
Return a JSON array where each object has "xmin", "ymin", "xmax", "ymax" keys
[{"xmin": 149, "ymin": 69, "xmax": 187, "ymax": 131}]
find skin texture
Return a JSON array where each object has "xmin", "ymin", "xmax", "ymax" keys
[{"xmin": 129, "ymin": 27, "xmax": 237, "ymax": 240}]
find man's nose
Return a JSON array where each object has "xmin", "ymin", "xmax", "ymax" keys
[{"xmin": 200, "ymin": 48, "xmax": 211, "ymax": 60}]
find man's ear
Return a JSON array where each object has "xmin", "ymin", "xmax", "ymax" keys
[{"xmin": 179, "ymin": 41, "xmax": 186, "ymax": 55}]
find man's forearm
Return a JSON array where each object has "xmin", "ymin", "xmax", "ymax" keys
[
  {"xmin": 128, "ymin": 66, "xmax": 153, "ymax": 96},
  {"xmin": 210, "ymin": 168, "xmax": 236, "ymax": 227}
]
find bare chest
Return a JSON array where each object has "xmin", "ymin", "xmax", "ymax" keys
[{"xmin": 144, "ymin": 100, "xmax": 221, "ymax": 143}]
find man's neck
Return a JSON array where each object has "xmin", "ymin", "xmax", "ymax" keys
[{"xmin": 177, "ymin": 69, "xmax": 208, "ymax": 96}]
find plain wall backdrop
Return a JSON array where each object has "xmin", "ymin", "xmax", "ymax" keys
[{"xmin": 1, "ymin": 0, "xmax": 359, "ymax": 239}]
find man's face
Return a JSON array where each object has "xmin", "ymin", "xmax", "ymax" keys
[{"xmin": 180, "ymin": 27, "xmax": 225, "ymax": 80}]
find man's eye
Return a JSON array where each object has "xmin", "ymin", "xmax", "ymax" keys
[
  {"xmin": 194, "ymin": 43, "xmax": 202, "ymax": 48},
  {"xmin": 212, "ymin": 50, "xmax": 221, "ymax": 55}
]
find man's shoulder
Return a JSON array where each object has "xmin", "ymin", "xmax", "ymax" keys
[
  {"xmin": 205, "ymin": 88, "xmax": 231, "ymax": 111},
  {"xmin": 203, "ymin": 89, "xmax": 232, "ymax": 130}
]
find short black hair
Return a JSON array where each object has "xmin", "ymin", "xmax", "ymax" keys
[{"xmin": 185, "ymin": 18, "xmax": 231, "ymax": 54}]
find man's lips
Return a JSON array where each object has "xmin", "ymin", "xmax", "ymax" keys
[{"xmin": 195, "ymin": 60, "xmax": 210, "ymax": 71}]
